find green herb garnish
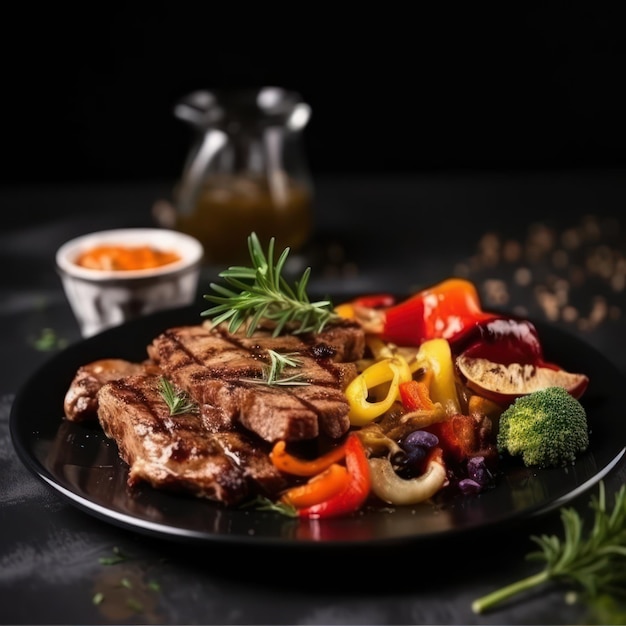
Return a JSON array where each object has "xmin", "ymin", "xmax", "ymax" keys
[
  {"xmin": 472, "ymin": 481, "xmax": 626, "ymax": 615},
  {"xmin": 158, "ymin": 377, "xmax": 198, "ymax": 416},
  {"xmin": 202, "ymin": 232, "xmax": 340, "ymax": 337},
  {"xmin": 242, "ymin": 495, "xmax": 298, "ymax": 517},
  {"xmin": 242, "ymin": 349, "xmax": 310, "ymax": 387}
]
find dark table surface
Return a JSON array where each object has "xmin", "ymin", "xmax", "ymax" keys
[{"xmin": 1, "ymin": 170, "xmax": 625, "ymax": 625}]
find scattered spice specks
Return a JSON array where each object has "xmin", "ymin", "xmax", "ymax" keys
[{"xmin": 454, "ymin": 214, "xmax": 625, "ymax": 331}]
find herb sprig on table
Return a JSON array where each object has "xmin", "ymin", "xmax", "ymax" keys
[
  {"xmin": 202, "ymin": 232, "xmax": 340, "ymax": 336},
  {"xmin": 472, "ymin": 481, "xmax": 626, "ymax": 617}
]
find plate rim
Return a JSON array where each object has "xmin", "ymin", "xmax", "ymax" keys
[{"xmin": 10, "ymin": 304, "xmax": 626, "ymax": 548}]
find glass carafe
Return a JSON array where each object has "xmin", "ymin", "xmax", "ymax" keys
[{"xmin": 172, "ymin": 87, "xmax": 314, "ymax": 265}]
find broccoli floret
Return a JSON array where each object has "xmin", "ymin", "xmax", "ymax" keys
[{"xmin": 496, "ymin": 386, "xmax": 589, "ymax": 468}]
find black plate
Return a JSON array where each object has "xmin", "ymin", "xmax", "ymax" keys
[{"xmin": 9, "ymin": 305, "xmax": 626, "ymax": 548}]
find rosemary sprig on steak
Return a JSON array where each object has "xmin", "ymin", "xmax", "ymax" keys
[
  {"xmin": 242, "ymin": 350, "xmax": 310, "ymax": 387},
  {"xmin": 158, "ymin": 377, "xmax": 198, "ymax": 415},
  {"xmin": 202, "ymin": 232, "xmax": 340, "ymax": 336}
]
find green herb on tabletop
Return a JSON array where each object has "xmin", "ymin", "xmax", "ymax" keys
[
  {"xmin": 30, "ymin": 327, "xmax": 68, "ymax": 352},
  {"xmin": 578, "ymin": 592, "xmax": 626, "ymax": 625},
  {"xmin": 241, "ymin": 350, "xmax": 310, "ymax": 387},
  {"xmin": 93, "ymin": 546, "xmax": 162, "ymax": 615},
  {"xmin": 472, "ymin": 481, "xmax": 626, "ymax": 616},
  {"xmin": 98, "ymin": 546, "xmax": 129, "ymax": 566},
  {"xmin": 158, "ymin": 377, "xmax": 198, "ymax": 416},
  {"xmin": 202, "ymin": 232, "xmax": 340, "ymax": 337}
]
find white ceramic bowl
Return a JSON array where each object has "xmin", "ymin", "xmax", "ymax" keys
[{"xmin": 56, "ymin": 228, "xmax": 204, "ymax": 337}]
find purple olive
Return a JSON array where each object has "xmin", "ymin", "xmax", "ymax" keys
[
  {"xmin": 392, "ymin": 430, "xmax": 440, "ymax": 477},
  {"xmin": 467, "ymin": 456, "xmax": 492, "ymax": 486},
  {"xmin": 458, "ymin": 478, "xmax": 483, "ymax": 494},
  {"xmin": 402, "ymin": 430, "xmax": 439, "ymax": 452}
]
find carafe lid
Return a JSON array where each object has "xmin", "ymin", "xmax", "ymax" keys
[{"xmin": 174, "ymin": 87, "xmax": 311, "ymax": 131}]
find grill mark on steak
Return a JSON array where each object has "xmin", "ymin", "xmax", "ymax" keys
[
  {"xmin": 97, "ymin": 374, "xmax": 287, "ymax": 506},
  {"xmin": 149, "ymin": 321, "xmax": 365, "ymax": 442}
]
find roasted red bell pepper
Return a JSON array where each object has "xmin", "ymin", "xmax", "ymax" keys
[
  {"xmin": 378, "ymin": 278, "xmax": 498, "ymax": 347},
  {"xmin": 297, "ymin": 433, "xmax": 371, "ymax": 519},
  {"xmin": 335, "ymin": 294, "xmax": 396, "ymax": 321},
  {"xmin": 426, "ymin": 414, "xmax": 498, "ymax": 464},
  {"xmin": 349, "ymin": 278, "xmax": 585, "ymax": 404},
  {"xmin": 351, "ymin": 294, "xmax": 396, "ymax": 309},
  {"xmin": 364, "ymin": 279, "xmax": 572, "ymax": 379}
]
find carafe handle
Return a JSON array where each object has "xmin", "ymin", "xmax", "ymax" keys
[{"xmin": 176, "ymin": 129, "xmax": 227, "ymax": 215}]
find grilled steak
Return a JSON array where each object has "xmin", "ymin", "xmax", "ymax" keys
[
  {"xmin": 97, "ymin": 374, "xmax": 287, "ymax": 505},
  {"xmin": 64, "ymin": 358, "xmax": 159, "ymax": 422},
  {"xmin": 63, "ymin": 318, "xmax": 366, "ymax": 506},
  {"xmin": 148, "ymin": 320, "xmax": 366, "ymax": 442}
]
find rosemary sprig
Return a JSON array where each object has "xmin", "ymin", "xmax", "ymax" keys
[
  {"xmin": 241, "ymin": 349, "xmax": 310, "ymax": 387},
  {"xmin": 472, "ymin": 481, "xmax": 626, "ymax": 615},
  {"xmin": 158, "ymin": 377, "xmax": 198, "ymax": 416},
  {"xmin": 242, "ymin": 495, "xmax": 298, "ymax": 517},
  {"xmin": 202, "ymin": 232, "xmax": 340, "ymax": 337}
]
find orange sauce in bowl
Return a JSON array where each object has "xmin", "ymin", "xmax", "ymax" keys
[{"xmin": 74, "ymin": 245, "xmax": 181, "ymax": 271}]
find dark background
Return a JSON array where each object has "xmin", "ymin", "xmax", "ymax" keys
[{"xmin": 3, "ymin": 4, "xmax": 626, "ymax": 185}]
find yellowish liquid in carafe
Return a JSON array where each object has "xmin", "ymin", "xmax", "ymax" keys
[{"xmin": 176, "ymin": 173, "xmax": 312, "ymax": 265}]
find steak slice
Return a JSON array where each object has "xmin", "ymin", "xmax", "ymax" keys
[
  {"xmin": 63, "ymin": 358, "xmax": 159, "ymax": 422},
  {"xmin": 97, "ymin": 374, "xmax": 287, "ymax": 506},
  {"xmin": 148, "ymin": 321, "xmax": 365, "ymax": 442}
]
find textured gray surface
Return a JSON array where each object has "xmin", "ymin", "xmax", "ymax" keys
[{"xmin": 1, "ymin": 172, "xmax": 625, "ymax": 624}]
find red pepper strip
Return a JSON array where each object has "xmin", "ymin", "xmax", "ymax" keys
[
  {"xmin": 270, "ymin": 440, "xmax": 347, "ymax": 477},
  {"xmin": 380, "ymin": 278, "xmax": 498, "ymax": 347},
  {"xmin": 351, "ymin": 294, "xmax": 396, "ymax": 309},
  {"xmin": 426, "ymin": 414, "xmax": 498, "ymax": 465},
  {"xmin": 281, "ymin": 463, "xmax": 350, "ymax": 508},
  {"xmin": 399, "ymin": 379, "xmax": 436, "ymax": 411},
  {"xmin": 335, "ymin": 294, "xmax": 396, "ymax": 321},
  {"xmin": 297, "ymin": 433, "xmax": 371, "ymax": 520}
]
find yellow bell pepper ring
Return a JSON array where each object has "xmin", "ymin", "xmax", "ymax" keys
[
  {"xmin": 334, "ymin": 303, "xmax": 356, "ymax": 319},
  {"xmin": 346, "ymin": 356, "xmax": 413, "ymax": 426},
  {"xmin": 415, "ymin": 338, "xmax": 461, "ymax": 416}
]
